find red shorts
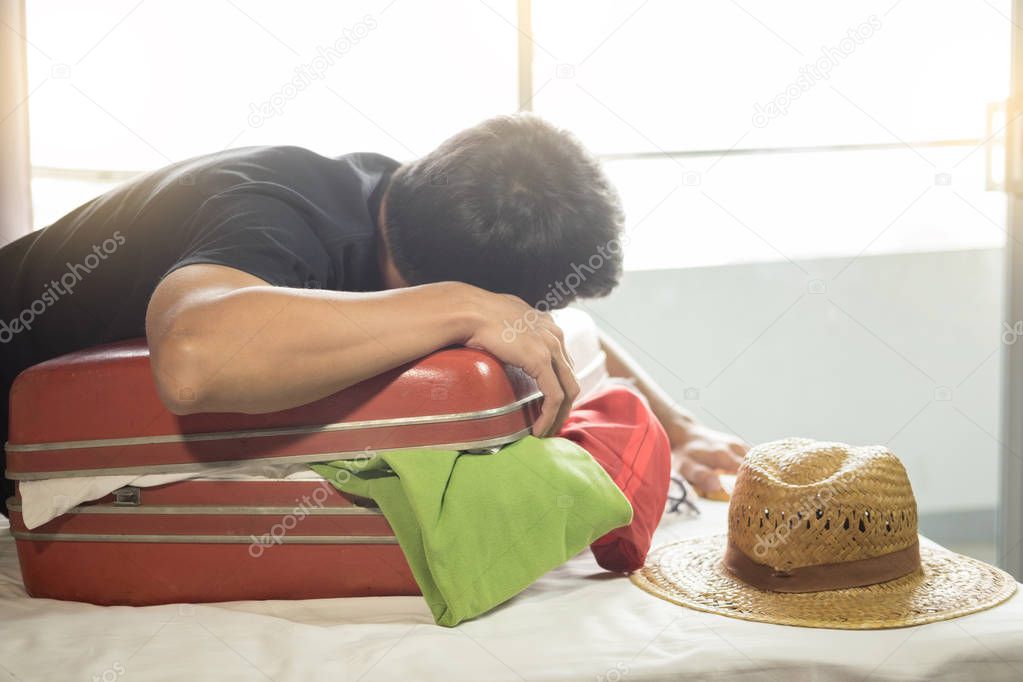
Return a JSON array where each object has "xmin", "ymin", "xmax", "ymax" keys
[{"xmin": 558, "ymin": 384, "xmax": 672, "ymax": 572}]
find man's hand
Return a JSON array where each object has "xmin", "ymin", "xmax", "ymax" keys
[
  {"xmin": 460, "ymin": 291, "xmax": 579, "ymax": 438},
  {"xmin": 672, "ymin": 423, "xmax": 749, "ymax": 500}
]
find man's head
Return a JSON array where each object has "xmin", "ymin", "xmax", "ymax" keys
[{"xmin": 380, "ymin": 114, "xmax": 624, "ymax": 309}]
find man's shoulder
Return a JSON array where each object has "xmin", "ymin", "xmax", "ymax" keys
[
  {"xmin": 194, "ymin": 145, "xmax": 330, "ymax": 168},
  {"xmin": 224, "ymin": 144, "xmax": 328, "ymax": 166},
  {"xmin": 176, "ymin": 146, "xmax": 400, "ymax": 175},
  {"xmin": 334, "ymin": 151, "xmax": 402, "ymax": 175}
]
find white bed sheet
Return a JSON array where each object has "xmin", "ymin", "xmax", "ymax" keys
[{"xmin": 1, "ymin": 501, "xmax": 1021, "ymax": 682}]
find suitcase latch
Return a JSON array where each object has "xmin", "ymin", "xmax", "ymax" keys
[
  {"xmin": 462, "ymin": 447, "xmax": 500, "ymax": 455},
  {"xmin": 112, "ymin": 486, "xmax": 142, "ymax": 506}
]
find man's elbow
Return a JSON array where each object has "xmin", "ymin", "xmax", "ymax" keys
[{"xmin": 149, "ymin": 335, "xmax": 213, "ymax": 415}]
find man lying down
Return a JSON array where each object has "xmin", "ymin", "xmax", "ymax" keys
[{"xmin": 0, "ymin": 114, "xmax": 747, "ymax": 514}]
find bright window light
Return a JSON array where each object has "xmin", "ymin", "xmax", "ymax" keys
[{"xmin": 23, "ymin": 0, "xmax": 1013, "ymax": 270}]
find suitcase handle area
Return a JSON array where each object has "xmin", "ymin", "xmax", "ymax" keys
[{"xmin": 6, "ymin": 339, "xmax": 542, "ymax": 479}]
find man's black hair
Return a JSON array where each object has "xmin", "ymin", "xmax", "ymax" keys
[{"xmin": 383, "ymin": 114, "xmax": 625, "ymax": 309}]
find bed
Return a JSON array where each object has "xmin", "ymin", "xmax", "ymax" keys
[
  {"xmin": 1, "ymin": 498, "xmax": 1021, "ymax": 681},
  {"xmin": 3, "ymin": 309, "xmax": 1022, "ymax": 680}
]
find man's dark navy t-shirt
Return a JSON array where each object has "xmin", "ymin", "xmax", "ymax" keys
[{"xmin": 0, "ymin": 145, "xmax": 399, "ymax": 504}]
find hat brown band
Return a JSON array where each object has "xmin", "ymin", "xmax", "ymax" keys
[{"xmin": 723, "ymin": 538, "xmax": 921, "ymax": 593}]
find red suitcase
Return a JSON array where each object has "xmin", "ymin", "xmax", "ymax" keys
[{"xmin": 6, "ymin": 339, "xmax": 541, "ymax": 605}]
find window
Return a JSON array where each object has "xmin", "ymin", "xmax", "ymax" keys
[
  {"xmin": 25, "ymin": 0, "xmax": 517, "ymax": 222},
  {"xmin": 531, "ymin": 0, "xmax": 1012, "ymax": 270},
  {"xmin": 25, "ymin": 0, "xmax": 1012, "ymax": 270}
]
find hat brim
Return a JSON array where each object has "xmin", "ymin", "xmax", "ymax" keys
[{"xmin": 631, "ymin": 534, "xmax": 1018, "ymax": 630}]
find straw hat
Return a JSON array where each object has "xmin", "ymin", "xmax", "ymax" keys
[{"xmin": 632, "ymin": 438, "xmax": 1018, "ymax": 629}]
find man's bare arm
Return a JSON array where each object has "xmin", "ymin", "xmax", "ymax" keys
[{"xmin": 146, "ymin": 264, "xmax": 578, "ymax": 436}]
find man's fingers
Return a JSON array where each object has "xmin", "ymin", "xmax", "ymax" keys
[
  {"xmin": 678, "ymin": 456, "xmax": 729, "ymax": 501},
  {"xmin": 729, "ymin": 441, "xmax": 750, "ymax": 457},
  {"xmin": 540, "ymin": 329, "xmax": 579, "ymax": 437},
  {"xmin": 536, "ymin": 316, "xmax": 573, "ymax": 370},
  {"xmin": 685, "ymin": 446, "xmax": 720, "ymax": 468},
  {"xmin": 719, "ymin": 449, "xmax": 744, "ymax": 473},
  {"xmin": 480, "ymin": 304, "xmax": 575, "ymax": 438},
  {"xmin": 729, "ymin": 449, "xmax": 746, "ymax": 469},
  {"xmin": 535, "ymin": 312, "xmax": 564, "ymax": 341},
  {"xmin": 685, "ymin": 444, "xmax": 743, "ymax": 473},
  {"xmin": 529, "ymin": 357, "xmax": 565, "ymax": 438}
]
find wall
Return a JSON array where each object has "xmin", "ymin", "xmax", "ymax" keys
[
  {"xmin": 583, "ymin": 248, "xmax": 1005, "ymax": 545},
  {"xmin": 0, "ymin": 0, "xmax": 33, "ymax": 245}
]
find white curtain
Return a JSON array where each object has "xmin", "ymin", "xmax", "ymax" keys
[{"xmin": 0, "ymin": 0, "xmax": 32, "ymax": 246}]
